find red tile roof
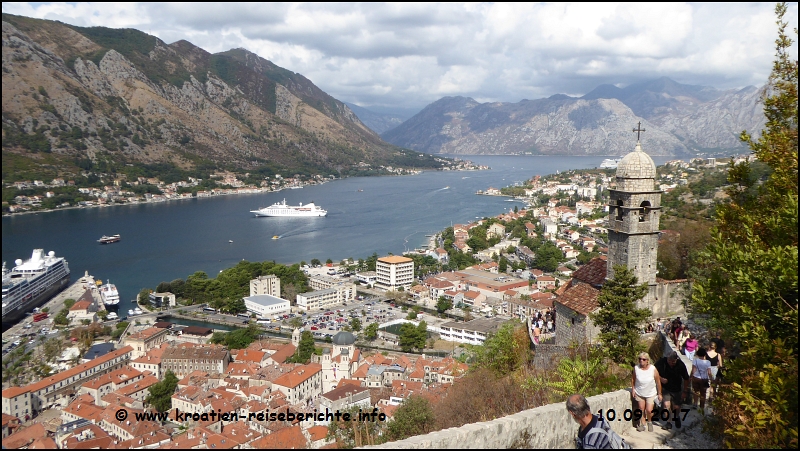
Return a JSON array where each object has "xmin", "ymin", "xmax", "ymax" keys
[
  {"xmin": 308, "ymin": 425, "xmax": 329, "ymax": 442},
  {"xmin": 250, "ymin": 426, "xmax": 307, "ymax": 449},
  {"xmin": 69, "ymin": 300, "xmax": 92, "ymax": 311},
  {"xmin": 268, "ymin": 343, "xmax": 296, "ymax": 364},
  {"xmin": 556, "ymin": 282, "xmax": 600, "ymax": 316},
  {"xmin": 24, "ymin": 346, "xmax": 133, "ymax": 394},
  {"xmin": 273, "ymin": 364, "xmax": 322, "ymax": 389},
  {"xmin": 572, "ymin": 257, "xmax": 607, "ymax": 286},
  {"xmin": 4, "ymin": 423, "xmax": 47, "ymax": 449}
]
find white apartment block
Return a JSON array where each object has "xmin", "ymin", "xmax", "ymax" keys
[
  {"xmin": 296, "ymin": 284, "xmax": 356, "ymax": 311},
  {"xmin": 250, "ymin": 275, "xmax": 281, "ymax": 297},
  {"xmin": 375, "ymin": 256, "xmax": 415, "ymax": 291}
]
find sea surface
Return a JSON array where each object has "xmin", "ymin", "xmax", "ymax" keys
[{"xmin": 2, "ymin": 155, "xmax": 677, "ymax": 304}]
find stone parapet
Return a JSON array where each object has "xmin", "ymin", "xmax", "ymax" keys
[{"xmin": 364, "ymin": 389, "xmax": 632, "ymax": 449}]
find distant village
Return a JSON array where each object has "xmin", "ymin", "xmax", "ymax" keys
[{"xmin": 3, "ymin": 157, "xmax": 487, "ymax": 214}]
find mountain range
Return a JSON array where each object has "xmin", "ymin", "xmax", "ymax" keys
[
  {"xmin": 381, "ymin": 77, "xmax": 766, "ymax": 156},
  {"xmin": 1, "ymin": 14, "xmax": 441, "ymax": 183}
]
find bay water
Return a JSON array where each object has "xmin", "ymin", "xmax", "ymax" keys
[{"xmin": 2, "ymin": 155, "xmax": 676, "ymax": 303}]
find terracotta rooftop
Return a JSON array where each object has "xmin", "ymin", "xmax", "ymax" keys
[
  {"xmin": 572, "ymin": 257, "xmax": 607, "ymax": 286},
  {"xmin": 308, "ymin": 425, "xmax": 329, "ymax": 442},
  {"xmin": 268, "ymin": 343, "xmax": 296, "ymax": 364},
  {"xmin": 127, "ymin": 327, "xmax": 165, "ymax": 340},
  {"xmin": 69, "ymin": 300, "xmax": 92, "ymax": 311},
  {"xmin": 556, "ymin": 282, "xmax": 600, "ymax": 316},
  {"xmin": 250, "ymin": 425, "xmax": 307, "ymax": 449},
  {"xmin": 273, "ymin": 363, "xmax": 322, "ymax": 389},
  {"xmin": 4, "ymin": 423, "xmax": 48, "ymax": 449},
  {"xmin": 235, "ymin": 349, "xmax": 266, "ymax": 363},
  {"xmin": 21, "ymin": 346, "xmax": 133, "ymax": 394}
]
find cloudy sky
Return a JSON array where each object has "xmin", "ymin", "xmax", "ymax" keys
[{"xmin": 4, "ymin": 2, "xmax": 797, "ymax": 115}]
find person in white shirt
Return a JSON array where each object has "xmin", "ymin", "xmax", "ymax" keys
[
  {"xmin": 632, "ymin": 352, "xmax": 663, "ymax": 432},
  {"xmin": 691, "ymin": 347, "xmax": 713, "ymax": 411}
]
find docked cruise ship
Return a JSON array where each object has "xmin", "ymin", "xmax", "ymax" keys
[
  {"xmin": 2, "ymin": 249, "xmax": 71, "ymax": 326},
  {"xmin": 250, "ymin": 199, "xmax": 327, "ymax": 217},
  {"xmin": 99, "ymin": 282, "xmax": 120, "ymax": 306}
]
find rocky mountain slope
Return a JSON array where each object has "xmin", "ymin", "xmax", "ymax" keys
[
  {"xmin": 1, "ymin": 14, "xmax": 438, "ymax": 183},
  {"xmin": 383, "ymin": 78, "xmax": 766, "ymax": 157}
]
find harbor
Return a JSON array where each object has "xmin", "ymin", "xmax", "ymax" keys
[{"xmin": 2, "ymin": 271, "xmax": 102, "ymax": 347}]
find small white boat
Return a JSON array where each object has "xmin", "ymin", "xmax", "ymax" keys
[
  {"xmin": 134, "ymin": 308, "xmax": 143, "ymax": 315},
  {"xmin": 228, "ymin": 240, "xmax": 233, "ymax": 243},
  {"xmin": 128, "ymin": 309, "xmax": 135, "ymax": 316},
  {"xmin": 106, "ymin": 312, "xmax": 118, "ymax": 320}
]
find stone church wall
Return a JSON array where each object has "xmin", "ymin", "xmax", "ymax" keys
[{"xmin": 637, "ymin": 281, "xmax": 688, "ymax": 318}]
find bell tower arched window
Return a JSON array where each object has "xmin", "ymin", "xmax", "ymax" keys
[
  {"xmin": 615, "ymin": 199, "xmax": 624, "ymax": 221},
  {"xmin": 639, "ymin": 201, "xmax": 651, "ymax": 222}
]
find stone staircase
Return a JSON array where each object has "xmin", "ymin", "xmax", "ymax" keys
[{"xmin": 621, "ymin": 407, "xmax": 720, "ymax": 449}]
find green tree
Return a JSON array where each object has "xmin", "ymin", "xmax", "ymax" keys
[
  {"xmin": 311, "ymin": 258, "xmax": 321, "ymax": 267},
  {"xmin": 474, "ymin": 322, "xmax": 529, "ymax": 376},
  {"xmin": 364, "ymin": 322, "xmax": 379, "ymax": 341},
  {"xmin": 499, "ymin": 257, "xmax": 508, "ymax": 273},
  {"xmin": 146, "ymin": 370, "xmax": 178, "ymax": 412},
  {"xmin": 350, "ymin": 317, "xmax": 362, "ymax": 332},
  {"xmin": 689, "ymin": 5, "xmax": 797, "ymax": 448},
  {"xmin": 137, "ymin": 288, "xmax": 152, "ymax": 305},
  {"xmin": 436, "ymin": 296, "xmax": 453, "ymax": 314},
  {"xmin": 589, "ymin": 265, "xmax": 650, "ymax": 365},
  {"xmin": 63, "ymin": 298, "xmax": 76, "ymax": 309},
  {"xmin": 287, "ymin": 331, "xmax": 316, "ymax": 363},
  {"xmin": 326, "ymin": 258, "xmax": 333, "ymax": 265},
  {"xmin": 398, "ymin": 321, "xmax": 427, "ymax": 352},
  {"xmin": 289, "ymin": 317, "xmax": 304, "ymax": 329},
  {"xmin": 386, "ymin": 395, "xmax": 436, "ymax": 442},
  {"xmin": 406, "ymin": 310, "xmax": 418, "ymax": 320}
]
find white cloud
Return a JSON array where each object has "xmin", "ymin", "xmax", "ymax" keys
[{"xmin": 2, "ymin": 2, "xmax": 796, "ymax": 112}]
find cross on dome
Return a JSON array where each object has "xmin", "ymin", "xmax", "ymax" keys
[{"xmin": 632, "ymin": 121, "xmax": 646, "ymax": 143}]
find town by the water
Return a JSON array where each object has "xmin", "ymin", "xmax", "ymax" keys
[
  {"xmin": 2, "ymin": 143, "xmax": 745, "ymax": 448},
  {"xmin": 3, "ymin": 2, "xmax": 796, "ymax": 447}
]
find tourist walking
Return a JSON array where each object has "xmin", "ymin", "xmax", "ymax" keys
[
  {"xmin": 706, "ymin": 342, "xmax": 723, "ymax": 397},
  {"xmin": 677, "ymin": 328, "xmax": 691, "ymax": 353},
  {"xmin": 690, "ymin": 348, "xmax": 713, "ymax": 412},
  {"xmin": 567, "ymin": 394, "xmax": 630, "ymax": 449},
  {"xmin": 654, "ymin": 351, "xmax": 690, "ymax": 430},
  {"xmin": 684, "ymin": 333, "xmax": 699, "ymax": 360},
  {"xmin": 632, "ymin": 352, "xmax": 663, "ymax": 432}
]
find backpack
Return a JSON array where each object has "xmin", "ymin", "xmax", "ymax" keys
[{"xmin": 577, "ymin": 416, "xmax": 631, "ymax": 449}]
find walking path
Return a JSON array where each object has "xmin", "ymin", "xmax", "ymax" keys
[{"xmin": 621, "ymin": 406, "xmax": 721, "ymax": 449}]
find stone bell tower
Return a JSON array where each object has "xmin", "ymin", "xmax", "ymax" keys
[{"xmin": 607, "ymin": 125, "xmax": 661, "ymax": 285}]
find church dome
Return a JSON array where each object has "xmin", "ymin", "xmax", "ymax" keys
[
  {"xmin": 616, "ymin": 142, "xmax": 657, "ymax": 179},
  {"xmin": 332, "ymin": 331, "xmax": 356, "ymax": 346}
]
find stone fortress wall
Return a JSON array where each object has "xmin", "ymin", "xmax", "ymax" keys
[{"xmin": 363, "ymin": 389, "xmax": 633, "ymax": 449}]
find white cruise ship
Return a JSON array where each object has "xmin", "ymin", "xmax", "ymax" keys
[
  {"xmin": 2, "ymin": 249, "xmax": 71, "ymax": 326},
  {"xmin": 600, "ymin": 158, "xmax": 621, "ymax": 169},
  {"xmin": 250, "ymin": 199, "xmax": 327, "ymax": 217},
  {"xmin": 99, "ymin": 282, "xmax": 120, "ymax": 305}
]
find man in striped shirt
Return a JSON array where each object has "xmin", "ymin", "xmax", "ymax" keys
[{"xmin": 567, "ymin": 394, "xmax": 614, "ymax": 449}]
